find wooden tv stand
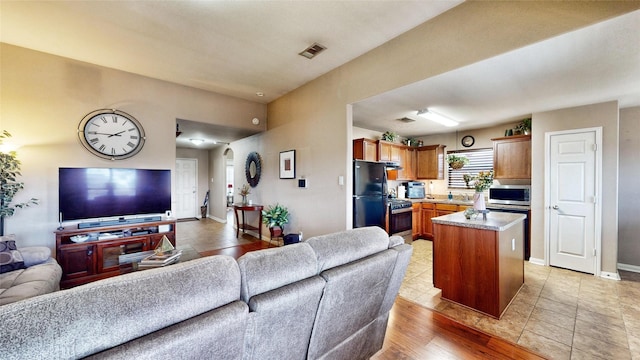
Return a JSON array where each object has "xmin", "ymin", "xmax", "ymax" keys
[{"xmin": 55, "ymin": 219, "xmax": 176, "ymax": 288}]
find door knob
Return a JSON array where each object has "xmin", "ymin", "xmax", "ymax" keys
[{"xmin": 552, "ymin": 205, "xmax": 559, "ymax": 210}]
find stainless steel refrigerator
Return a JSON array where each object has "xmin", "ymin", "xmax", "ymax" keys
[{"xmin": 353, "ymin": 160, "xmax": 387, "ymax": 229}]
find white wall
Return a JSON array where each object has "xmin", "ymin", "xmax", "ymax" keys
[
  {"xmin": 531, "ymin": 101, "xmax": 619, "ymax": 273},
  {"xmin": 618, "ymin": 106, "xmax": 640, "ymax": 268}
]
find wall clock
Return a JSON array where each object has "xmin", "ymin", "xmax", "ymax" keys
[
  {"xmin": 78, "ymin": 109, "xmax": 146, "ymax": 160},
  {"xmin": 461, "ymin": 135, "xmax": 475, "ymax": 148}
]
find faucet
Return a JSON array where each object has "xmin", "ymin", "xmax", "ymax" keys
[{"xmin": 461, "ymin": 193, "xmax": 470, "ymax": 201}]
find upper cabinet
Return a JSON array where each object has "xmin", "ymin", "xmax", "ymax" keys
[
  {"xmin": 353, "ymin": 138, "xmax": 378, "ymax": 161},
  {"xmin": 492, "ymin": 135, "xmax": 531, "ymax": 179},
  {"xmin": 416, "ymin": 145, "xmax": 446, "ymax": 180},
  {"xmin": 353, "ymin": 138, "xmax": 443, "ymax": 180}
]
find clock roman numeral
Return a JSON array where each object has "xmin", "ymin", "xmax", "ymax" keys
[
  {"xmin": 88, "ymin": 131, "xmax": 97, "ymax": 135},
  {"xmin": 99, "ymin": 116, "xmax": 108, "ymax": 123},
  {"xmin": 111, "ymin": 148, "xmax": 116, "ymax": 155},
  {"xmin": 127, "ymin": 128, "xmax": 136, "ymax": 132},
  {"xmin": 111, "ymin": 116, "xmax": 118, "ymax": 123},
  {"xmin": 127, "ymin": 142, "xmax": 135, "ymax": 148},
  {"xmin": 89, "ymin": 138, "xmax": 99, "ymax": 144},
  {"xmin": 130, "ymin": 135, "xmax": 138, "ymax": 140},
  {"xmin": 121, "ymin": 119, "xmax": 129, "ymax": 126},
  {"xmin": 99, "ymin": 144, "xmax": 106, "ymax": 152}
]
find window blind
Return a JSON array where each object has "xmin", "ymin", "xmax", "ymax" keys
[{"xmin": 447, "ymin": 148, "xmax": 494, "ymax": 189}]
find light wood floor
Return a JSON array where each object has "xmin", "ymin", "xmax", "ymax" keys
[{"xmin": 176, "ymin": 213, "xmax": 546, "ymax": 359}]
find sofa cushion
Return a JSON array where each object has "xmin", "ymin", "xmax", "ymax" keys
[
  {"xmin": 0, "ymin": 258, "xmax": 62, "ymax": 305},
  {"xmin": 307, "ymin": 249, "xmax": 397, "ymax": 359},
  {"xmin": 19, "ymin": 246, "xmax": 52, "ymax": 267},
  {"xmin": 0, "ymin": 255, "xmax": 242, "ymax": 359},
  {"xmin": 0, "ymin": 239, "xmax": 26, "ymax": 273},
  {"xmin": 87, "ymin": 301, "xmax": 248, "ymax": 360},
  {"xmin": 238, "ymin": 242, "xmax": 317, "ymax": 302},
  {"xmin": 305, "ymin": 226, "xmax": 389, "ymax": 273}
]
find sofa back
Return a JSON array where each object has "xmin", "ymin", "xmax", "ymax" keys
[
  {"xmin": 238, "ymin": 242, "xmax": 325, "ymax": 360},
  {"xmin": 0, "ymin": 256, "xmax": 245, "ymax": 360},
  {"xmin": 304, "ymin": 227, "xmax": 400, "ymax": 359}
]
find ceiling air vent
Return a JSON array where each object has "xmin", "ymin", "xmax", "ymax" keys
[
  {"xmin": 398, "ymin": 117, "xmax": 416, "ymax": 123},
  {"xmin": 299, "ymin": 43, "xmax": 327, "ymax": 59}
]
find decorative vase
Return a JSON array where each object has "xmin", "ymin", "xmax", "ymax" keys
[
  {"xmin": 473, "ymin": 192, "xmax": 486, "ymax": 211},
  {"xmin": 241, "ymin": 195, "xmax": 248, "ymax": 205}
]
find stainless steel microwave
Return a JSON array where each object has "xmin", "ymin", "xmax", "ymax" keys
[{"xmin": 488, "ymin": 185, "xmax": 530, "ymax": 205}]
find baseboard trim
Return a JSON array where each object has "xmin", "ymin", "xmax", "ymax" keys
[
  {"xmin": 528, "ymin": 257, "xmax": 545, "ymax": 266},
  {"xmin": 600, "ymin": 271, "xmax": 621, "ymax": 281},
  {"xmin": 618, "ymin": 262, "xmax": 640, "ymax": 274},
  {"xmin": 210, "ymin": 215, "xmax": 227, "ymax": 223}
]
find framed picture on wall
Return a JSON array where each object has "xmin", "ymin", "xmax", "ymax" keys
[{"xmin": 279, "ymin": 150, "xmax": 296, "ymax": 179}]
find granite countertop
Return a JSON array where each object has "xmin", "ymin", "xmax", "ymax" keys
[
  {"xmin": 405, "ymin": 197, "xmax": 530, "ymax": 211},
  {"xmin": 431, "ymin": 211, "xmax": 526, "ymax": 232}
]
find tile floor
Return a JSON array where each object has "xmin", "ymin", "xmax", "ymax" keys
[{"xmin": 400, "ymin": 240, "xmax": 640, "ymax": 359}]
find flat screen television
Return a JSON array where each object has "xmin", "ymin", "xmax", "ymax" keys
[{"xmin": 59, "ymin": 167, "xmax": 171, "ymax": 222}]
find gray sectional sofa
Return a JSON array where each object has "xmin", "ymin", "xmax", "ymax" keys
[{"xmin": 0, "ymin": 226, "xmax": 411, "ymax": 360}]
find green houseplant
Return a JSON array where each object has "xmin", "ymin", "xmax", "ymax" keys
[
  {"xmin": 0, "ymin": 131, "xmax": 38, "ymax": 236},
  {"xmin": 381, "ymin": 131, "xmax": 397, "ymax": 142},
  {"xmin": 447, "ymin": 154, "xmax": 469, "ymax": 169},
  {"xmin": 262, "ymin": 203, "xmax": 290, "ymax": 241},
  {"xmin": 516, "ymin": 117, "xmax": 532, "ymax": 135}
]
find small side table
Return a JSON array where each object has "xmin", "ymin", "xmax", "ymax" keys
[{"xmin": 233, "ymin": 204, "xmax": 264, "ymax": 240}]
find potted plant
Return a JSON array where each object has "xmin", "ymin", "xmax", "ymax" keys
[
  {"xmin": 262, "ymin": 203, "xmax": 290, "ymax": 239},
  {"xmin": 472, "ymin": 170, "xmax": 494, "ymax": 211},
  {"xmin": 381, "ymin": 131, "xmax": 397, "ymax": 142},
  {"xmin": 0, "ymin": 131, "xmax": 38, "ymax": 236},
  {"xmin": 516, "ymin": 117, "xmax": 532, "ymax": 135},
  {"xmin": 447, "ymin": 154, "xmax": 469, "ymax": 169}
]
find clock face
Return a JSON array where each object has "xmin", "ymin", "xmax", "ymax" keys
[
  {"xmin": 78, "ymin": 109, "xmax": 145, "ymax": 160},
  {"xmin": 461, "ymin": 135, "xmax": 475, "ymax": 148}
]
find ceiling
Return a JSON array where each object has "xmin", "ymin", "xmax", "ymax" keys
[
  {"xmin": 2, "ymin": 2, "xmax": 639, "ymax": 144},
  {"xmin": 353, "ymin": 9, "xmax": 640, "ymax": 137}
]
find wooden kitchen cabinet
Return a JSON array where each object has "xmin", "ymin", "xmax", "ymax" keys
[
  {"xmin": 412, "ymin": 203, "xmax": 421, "ymax": 240},
  {"xmin": 416, "ymin": 145, "xmax": 446, "ymax": 180},
  {"xmin": 353, "ymin": 138, "xmax": 378, "ymax": 161},
  {"xmin": 401, "ymin": 148, "xmax": 416, "ymax": 180},
  {"xmin": 492, "ymin": 135, "xmax": 531, "ymax": 179},
  {"xmin": 421, "ymin": 203, "xmax": 436, "ymax": 239}
]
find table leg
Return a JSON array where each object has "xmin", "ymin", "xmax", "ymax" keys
[
  {"xmin": 258, "ymin": 211, "xmax": 262, "ymax": 240},
  {"xmin": 234, "ymin": 207, "xmax": 240, "ymax": 238}
]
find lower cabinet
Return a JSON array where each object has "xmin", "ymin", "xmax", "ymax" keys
[
  {"xmin": 419, "ymin": 202, "xmax": 469, "ymax": 240},
  {"xmin": 56, "ymin": 220, "xmax": 176, "ymax": 288},
  {"xmin": 412, "ymin": 203, "xmax": 421, "ymax": 240},
  {"xmin": 421, "ymin": 203, "xmax": 436, "ymax": 240}
]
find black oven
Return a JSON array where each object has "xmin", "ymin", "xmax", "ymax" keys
[{"xmin": 389, "ymin": 200, "xmax": 413, "ymax": 243}]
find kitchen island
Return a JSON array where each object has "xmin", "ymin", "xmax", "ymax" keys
[{"xmin": 432, "ymin": 211, "xmax": 526, "ymax": 319}]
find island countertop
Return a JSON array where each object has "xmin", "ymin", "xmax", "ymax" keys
[{"xmin": 431, "ymin": 211, "xmax": 526, "ymax": 232}]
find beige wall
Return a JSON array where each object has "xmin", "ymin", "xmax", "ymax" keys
[
  {"xmin": 618, "ymin": 106, "xmax": 640, "ymax": 268},
  {"xmin": 267, "ymin": 2, "xmax": 635, "ymax": 238},
  {"xmin": 1, "ymin": 44, "xmax": 265, "ymax": 248},
  {"xmin": 531, "ymin": 101, "xmax": 619, "ymax": 274}
]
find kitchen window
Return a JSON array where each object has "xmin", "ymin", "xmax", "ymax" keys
[{"xmin": 447, "ymin": 148, "xmax": 493, "ymax": 189}]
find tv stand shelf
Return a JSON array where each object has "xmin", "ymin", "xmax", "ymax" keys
[{"xmin": 55, "ymin": 219, "xmax": 176, "ymax": 288}]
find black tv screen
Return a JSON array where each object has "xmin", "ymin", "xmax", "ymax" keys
[{"xmin": 59, "ymin": 168, "xmax": 171, "ymax": 222}]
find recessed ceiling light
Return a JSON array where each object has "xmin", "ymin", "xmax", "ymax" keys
[
  {"xmin": 189, "ymin": 139, "xmax": 205, "ymax": 145},
  {"xmin": 299, "ymin": 43, "xmax": 327, "ymax": 59},
  {"xmin": 252, "ymin": 118, "xmax": 260, "ymax": 125},
  {"xmin": 256, "ymin": 92, "xmax": 264, "ymax": 97}
]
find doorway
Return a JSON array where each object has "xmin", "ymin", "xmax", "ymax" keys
[
  {"xmin": 545, "ymin": 127, "xmax": 602, "ymax": 275},
  {"xmin": 175, "ymin": 158, "xmax": 198, "ymax": 219},
  {"xmin": 224, "ymin": 148, "xmax": 234, "ymax": 207}
]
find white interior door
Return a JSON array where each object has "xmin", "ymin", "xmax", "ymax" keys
[
  {"xmin": 175, "ymin": 158, "xmax": 197, "ymax": 219},
  {"xmin": 548, "ymin": 130, "xmax": 599, "ymax": 274}
]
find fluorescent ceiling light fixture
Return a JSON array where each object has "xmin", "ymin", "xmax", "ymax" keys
[
  {"xmin": 189, "ymin": 139, "xmax": 205, "ymax": 145},
  {"xmin": 417, "ymin": 109, "xmax": 459, "ymax": 127}
]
